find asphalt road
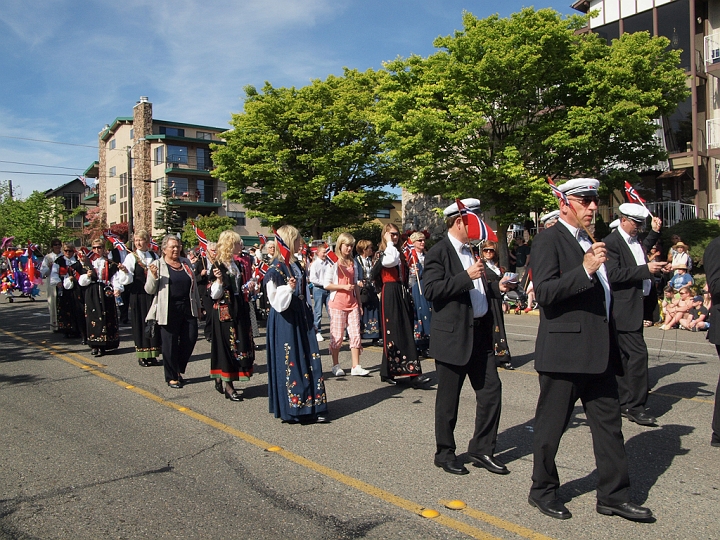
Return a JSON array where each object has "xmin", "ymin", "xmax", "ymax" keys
[{"xmin": 1, "ymin": 294, "xmax": 718, "ymax": 539}]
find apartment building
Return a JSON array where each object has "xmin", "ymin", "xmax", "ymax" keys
[
  {"xmin": 572, "ymin": 0, "xmax": 720, "ymax": 223},
  {"xmin": 84, "ymin": 97, "xmax": 271, "ymax": 242}
]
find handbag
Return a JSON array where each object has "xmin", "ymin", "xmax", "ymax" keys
[
  {"xmin": 359, "ymin": 286, "xmax": 370, "ymax": 304},
  {"xmin": 144, "ymin": 319, "xmax": 157, "ymax": 339}
]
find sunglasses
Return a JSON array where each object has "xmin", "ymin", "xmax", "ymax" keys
[
  {"xmin": 63, "ymin": 249, "xmax": 75, "ymax": 253},
  {"xmin": 569, "ymin": 196, "xmax": 599, "ymax": 206},
  {"xmin": 482, "ymin": 248, "xmax": 495, "ymax": 252},
  {"xmin": 92, "ymin": 246, "xmax": 103, "ymax": 250}
]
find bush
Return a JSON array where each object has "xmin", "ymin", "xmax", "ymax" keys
[
  {"xmin": 326, "ymin": 221, "xmax": 383, "ymax": 247},
  {"xmin": 661, "ymin": 219, "xmax": 720, "ymax": 273}
]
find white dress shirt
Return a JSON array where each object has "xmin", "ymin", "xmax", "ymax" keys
[
  {"xmin": 618, "ymin": 227, "xmax": 651, "ymax": 296},
  {"xmin": 447, "ymin": 234, "xmax": 488, "ymax": 318}
]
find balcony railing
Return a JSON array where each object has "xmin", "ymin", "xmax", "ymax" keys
[
  {"xmin": 706, "ymin": 118, "xmax": 720, "ymax": 150},
  {"xmin": 705, "ymin": 33, "xmax": 720, "ymax": 67},
  {"xmin": 164, "ymin": 154, "xmax": 214, "ymax": 171},
  {"xmin": 709, "ymin": 203, "xmax": 720, "ymax": 220}
]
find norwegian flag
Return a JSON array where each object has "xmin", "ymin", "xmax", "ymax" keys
[
  {"xmin": 405, "ymin": 244, "xmax": 419, "ymax": 265},
  {"xmin": 257, "ymin": 232, "xmax": 268, "ymax": 246},
  {"xmin": 624, "ymin": 181, "xmax": 646, "ymax": 204},
  {"xmin": 323, "ymin": 243, "xmax": 339, "ymax": 264},
  {"xmin": 455, "ymin": 199, "xmax": 498, "ymax": 242},
  {"xmin": 79, "ymin": 246, "xmax": 98, "ymax": 262},
  {"xmin": 273, "ymin": 230, "xmax": 292, "ymax": 265},
  {"xmin": 103, "ymin": 230, "xmax": 128, "ymax": 252},
  {"xmin": 253, "ymin": 261, "xmax": 270, "ymax": 281},
  {"xmin": 547, "ymin": 177, "xmax": 569, "ymax": 206},
  {"xmin": 149, "ymin": 238, "xmax": 159, "ymax": 252},
  {"xmin": 193, "ymin": 223, "xmax": 208, "ymax": 256}
]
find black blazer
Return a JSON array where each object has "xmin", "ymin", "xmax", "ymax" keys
[
  {"xmin": 532, "ymin": 222, "xmax": 612, "ymax": 374},
  {"xmin": 704, "ymin": 236, "xmax": 720, "ymax": 345},
  {"xmin": 604, "ymin": 229, "xmax": 658, "ymax": 333},
  {"xmin": 422, "ymin": 235, "xmax": 501, "ymax": 366}
]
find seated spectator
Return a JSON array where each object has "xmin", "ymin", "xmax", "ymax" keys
[
  {"xmin": 681, "ymin": 295, "xmax": 709, "ymax": 331},
  {"xmin": 661, "ymin": 286, "xmax": 694, "ymax": 330},
  {"xmin": 669, "ymin": 264, "xmax": 693, "ymax": 290},
  {"xmin": 660, "ymin": 285, "xmax": 676, "ymax": 325}
]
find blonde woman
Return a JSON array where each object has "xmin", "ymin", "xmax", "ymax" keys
[
  {"xmin": 265, "ymin": 225, "xmax": 328, "ymax": 423},
  {"xmin": 323, "ymin": 233, "xmax": 369, "ymax": 377},
  {"xmin": 209, "ymin": 230, "xmax": 255, "ymax": 401}
]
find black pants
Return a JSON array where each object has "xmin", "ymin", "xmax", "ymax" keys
[
  {"xmin": 713, "ymin": 345, "xmax": 720, "ymax": 445},
  {"xmin": 160, "ymin": 302, "xmax": 198, "ymax": 382},
  {"xmin": 530, "ymin": 370, "xmax": 630, "ymax": 505},
  {"xmin": 615, "ymin": 330, "xmax": 649, "ymax": 415},
  {"xmin": 434, "ymin": 314, "xmax": 501, "ymax": 463}
]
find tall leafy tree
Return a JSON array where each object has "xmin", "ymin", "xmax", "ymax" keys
[
  {"xmin": 0, "ymin": 185, "xmax": 68, "ymax": 249},
  {"xmin": 181, "ymin": 213, "xmax": 237, "ymax": 247},
  {"xmin": 212, "ymin": 68, "xmax": 398, "ymax": 239},
  {"xmin": 379, "ymin": 8, "xmax": 688, "ymax": 262},
  {"xmin": 154, "ymin": 183, "xmax": 182, "ymax": 237}
]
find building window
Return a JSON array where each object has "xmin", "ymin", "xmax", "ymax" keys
[
  {"xmin": 109, "ymin": 139, "xmax": 116, "ymax": 150},
  {"xmin": 119, "ymin": 173, "xmax": 128, "ymax": 199},
  {"xmin": 160, "ymin": 126, "xmax": 185, "ymax": 137},
  {"xmin": 227, "ymin": 211, "xmax": 245, "ymax": 226},
  {"xmin": 63, "ymin": 192, "xmax": 80, "ymax": 211},
  {"xmin": 663, "ymin": 94, "xmax": 692, "ymax": 154},
  {"xmin": 594, "ymin": 21, "xmax": 619, "ymax": 46},
  {"xmin": 65, "ymin": 215, "xmax": 83, "ymax": 229},
  {"xmin": 130, "ymin": 128, "xmax": 134, "ymax": 140},
  {"xmin": 622, "ymin": 10, "xmax": 653, "ymax": 36},
  {"xmin": 196, "ymin": 131, "xmax": 212, "ymax": 140},
  {"xmin": 131, "ymin": 157, "xmax": 135, "ymax": 169},
  {"xmin": 197, "ymin": 148, "xmax": 211, "ymax": 170},
  {"xmin": 657, "ymin": 0, "xmax": 690, "ymax": 71},
  {"xmin": 120, "ymin": 201, "xmax": 128, "ymax": 223},
  {"xmin": 167, "ymin": 145, "xmax": 188, "ymax": 164},
  {"xmin": 110, "ymin": 194, "xmax": 117, "ymax": 204},
  {"xmin": 109, "ymin": 166, "xmax": 116, "ymax": 177},
  {"xmin": 155, "ymin": 178, "xmax": 166, "ymax": 198},
  {"xmin": 167, "ymin": 177, "xmax": 188, "ymax": 198},
  {"xmin": 374, "ymin": 208, "xmax": 391, "ymax": 219},
  {"xmin": 154, "ymin": 146, "xmax": 164, "ymax": 165},
  {"xmin": 154, "ymin": 210, "xmax": 162, "ymax": 227}
]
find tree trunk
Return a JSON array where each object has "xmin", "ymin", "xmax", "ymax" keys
[{"xmin": 496, "ymin": 222, "xmax": 510, "ymax": 269}]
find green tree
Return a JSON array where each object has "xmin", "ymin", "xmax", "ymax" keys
[
  {"xmin": 0, "ymin": 187, "xmax": 68, "ymax": 250},
  {"xmin": 155, "ymin": 183, "xmax": 182, "ymax": 237},
  {"xmin": 212, "ymin": 68, "xmax": 398, "ymax": 239},
  {"xmin": 181, "ymin": 213, "xmax": 237, "ymax": 247},
  {"xmin": 379, "ymin": 8, "xmax": 688, "ymax": 264}
]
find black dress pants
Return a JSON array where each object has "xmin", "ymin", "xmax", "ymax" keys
[
  {"xmin": 434, "ymin": 314, "xmax": 501, "ymax": 463},
  {"xmin": 160, "ymin": 301, "xmax": 198, "ymax": 382},
  {"xmin": 530, "ymin": 370, "xmax": 630, "ymax": 505},
  {"xmin": 615, "ymin": 330, "xmax": 650, "ymax": 415},
  {"xmin": 713, "ymin": 345, "xmax": 720, "ymax": 445}
]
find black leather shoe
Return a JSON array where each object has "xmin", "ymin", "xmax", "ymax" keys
[
  {"xmin": 622, "ymin": 410, "xmax": 656, "ymax": 426},
  {"xmin": 528, "ymin": 496, "xmax": 571, "ymax": 520},
  {"xmin": 500, "ymin": 361, "xmax": 514, "ymax": 370},
  {"xmin": 469, "ymin": 454, "xmax": 509, "ymax": 475},
  {"xmin": 414, "ymin": 375, "xmax": 431, "ymax": 385},
  {"xmin": 434, "ymin": 459, "xmax": 469, "ymax": 475},
  {"xmin": 214, "ymin": 379, "xmax": 224, "ymax": 394},
  {"xmin": 81, "ymin": 338, "xmax": 88, "ymax": 346},
  {"xmin": 381, "ymin": 376, "xmax": 397, "ymax": 386},
  {"xmin": 167, "ymin": 381, "xmax": 182, "ymax": 389},
  {"xmin": 225, "ymin": 390, "xmax": 243, "ymax": 402},
  {"xmin": 138, "ymin": 359, "xmax": 150, "ymax": 367},
  {"xmin": 596, "ymin": 501, "xmax": 653, "ymax": 522},
  {"xmin": 315, "ymin": 415, "xmax": 329, "ymax": 423}
]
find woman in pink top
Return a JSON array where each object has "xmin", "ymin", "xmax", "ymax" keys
[{"xmin": 323, "ymin": 233, "xmax": 369, "ymax": 377}]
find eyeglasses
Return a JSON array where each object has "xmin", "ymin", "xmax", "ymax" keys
[
  {"xmin": 389, "ymin": 232, "xmax": 399, "ymax": 236},
  {"xmin": 482, "ymin": 248, "xmax": 495, "ymax": 253},
  {"xmin": 568, "ymin": 196, "xmax": 599, "ymax": 206},
  {"xmin": 91, "ymin": 246, "xmax": 103, "ymax": 250}
]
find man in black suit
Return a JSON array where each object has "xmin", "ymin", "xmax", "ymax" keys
[
  {"xmin": 604, "ymin": 203, "xmax": 666, "ymax": 426},
  {"xmin": 423, "ymin": 198, "xmax": 514, "ymax": 476},
  {"xmin": 703, "ymin": 222, "xmax": 720, "ymax": 448},
  {"xmin": 528, "ymin": 178, "xmax": 652, "ymax": 522}
]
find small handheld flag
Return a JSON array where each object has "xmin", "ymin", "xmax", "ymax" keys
[
  {"xmin": 455, "ymin": 199, "xmax": 498, "ymax": 242},
  {"xmin": 149, "ymin": 238, "xmax": 159, "ymax": 252},
  {"xmin": 257, "ymin": 232, "xmax": 268, "ymax": 246},
  {"xmin": 103, "ymin": 230, "xmax": 128, "ymax": 252},
  {"xmin": 624, "ymin": 181, "xmax": 646, "ymax": 204},
  {"xmin": 193, "ymin": 223, "xmax": 208, "ymax": 256},
  {"xmin": 547, "ymin": 178, "xmax": 569, "ymax": 206},
  {"xmin": 273, "ymin": 230, "xmax": 292, "ymax": 265}
]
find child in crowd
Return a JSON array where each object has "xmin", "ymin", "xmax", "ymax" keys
[
  {"xmin": 661, "ymin": 286, "xmax": 694, "ymax": 330},
  {"xmin": 681, "ymin": 295, "xmax": 710, "ymax": 331}
]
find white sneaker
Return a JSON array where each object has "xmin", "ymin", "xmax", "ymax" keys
[
  {"xmin": 316, "ymin": 332, "xmax": 325, "ymax": 342},
  {"xmin": 350, "ymin": 365, "xmax": 370, "ymax": 377},
  {"xmin": 331, "ymin": 364, "xmax": 345, "ymax": 376}
]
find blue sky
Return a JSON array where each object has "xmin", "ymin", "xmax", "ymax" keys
[{"xmin": 0, "ymin": 1, "xmax": 577, "ymax": 196}]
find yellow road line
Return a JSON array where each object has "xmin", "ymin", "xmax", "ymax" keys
[
  {"xmin": 440, "ymin": 500, "xmax": 554, "ymax": 540},
  {"xmin": 0, "ymin": 328, "xmax": 525, "ymax": 540},
  {"xmin": 649, "ymin": 391, "xmax": 714, "ymax": 404}
]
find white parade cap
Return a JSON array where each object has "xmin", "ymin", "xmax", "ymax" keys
[
  {"xmin": 540, "ymin": 210, "xmax": 560, "ymax": 224},
  {"xmin": 618, "ymin": 203, "xmax": 649, "ymax": 222},
  {"xmin": 443, "ymin": 198, "xmax": 481, "ymax": 217},
  {"xmin": 557, "ymin": 178, "xmax": 599, "ymax": 196}
]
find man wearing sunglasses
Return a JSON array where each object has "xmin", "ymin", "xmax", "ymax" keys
[
  {"xmin": 528, "ymin": 179, "xmax": 652, "ymax": 522},
  {"xmin": 604, "ymin": 203, "xmax": 666, "ymax": 427}
]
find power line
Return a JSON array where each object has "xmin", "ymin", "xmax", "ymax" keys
[
  {"xmin": 0, "ymin": 170, "xmax": 82, "ymax": 176},
  {"xmin": 0, "ymin": 160, "xmax": 85, "ymax": 171},
  {"xmin": 0, "ymin": 134, "xmax": 97, "ymax": 149}
]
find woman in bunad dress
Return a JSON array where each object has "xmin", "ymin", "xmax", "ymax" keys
[
  {"xmin": 480, "ymin": 240, "xmax": 514, "ymax": 371},
  {"xmin": 265, "ymin": 225, "xmax": 328, "ymax": 423},
  {"xmin": 115, "ymin": 230, "xmax": 161, "ymax": 367},
  {"xmin": 233, "ymin": 243, "xmax": 260, "ymax": 339},
  {"xmin": 355, "ymin": 239, "xmax": 380, "ymax": 345},
  {"xmin": 371, "ymin": 224, "xmax": 430, "ymax": 387},
  {"xmin": 408, "ymin": 231, "xmax": 432, "ymax": 357},
  {"xmin": 78, "ymin": 239, "xmax": 120, "ymax": 357},
  {"xmin": 208, "ymin": 230, "xmax": 255, "ymax": 402},
  {"xmin": 50, "ymin": 242, "xmax": 88, "ymax": 343}
]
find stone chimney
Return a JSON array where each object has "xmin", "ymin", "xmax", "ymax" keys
[{"xmin": 132, "ymin": 97, "xmax": 153, "ymax": 236}]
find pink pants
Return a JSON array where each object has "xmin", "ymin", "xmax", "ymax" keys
[{"xmin": 328, "ymin": 306, "xmax": 362, "ymax": 351}]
